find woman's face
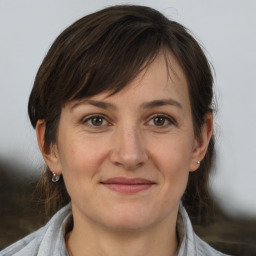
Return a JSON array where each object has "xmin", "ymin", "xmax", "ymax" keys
[{"xmin": 44, "ymin": 53, "xmax": 209, "ymax": 231}]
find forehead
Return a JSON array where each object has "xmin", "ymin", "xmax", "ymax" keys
[
  {"xmin": 114, "ymin": 53, "xmax": 187, "ymax": 103},
  {"xmin": 129, "ymin": 52, "xmax": 187, "ymax": 92},
  {"xmin": 67, "ymin": 52, "xmax": 190, "ymax": 114}
]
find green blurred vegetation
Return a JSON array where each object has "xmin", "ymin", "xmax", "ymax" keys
[{"xmin": 0, "ymin": 160, "xmax": 255, "ymax": 255}]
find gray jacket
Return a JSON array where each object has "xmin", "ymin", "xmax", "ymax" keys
[{"xmin": 0, "ymin": 203, "xmax": 229, "ymax": 256}]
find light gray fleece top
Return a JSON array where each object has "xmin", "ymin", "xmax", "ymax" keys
[{"xmin": 0, "ymin": 203, "xmax": 230, "ymax": 256}]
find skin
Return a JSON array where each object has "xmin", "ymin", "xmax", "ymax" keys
[{"xmin": 37, "ymin": 52, "xmax": 213, "ymax": 256}]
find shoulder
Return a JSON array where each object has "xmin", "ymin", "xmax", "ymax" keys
[
  {"xmin": 0, "ymin": 226, "xmax": 45, "ymax": 256},
  {"xmin": 177, "ymin": 203, "xmax": 231, "ymax": 256},
  {"xmin": 0, "ymin": 204, "xmax": 71, "ymax": 256},
  {"xmin": 194, "ymin": 234, "xmax": 231, "ymax": 256}
]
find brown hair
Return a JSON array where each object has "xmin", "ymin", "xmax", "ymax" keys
[{"xmin": 28, "ymin": 5, "xmax": 215, "ymax": 219}]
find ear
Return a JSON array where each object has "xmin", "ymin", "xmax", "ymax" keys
[
  {"xmin": 189, "ymin": 113, "xmax": 213, "ymax": 172},
  {"xmin": 36, "ymin": 120, "xmax": 62, "ymax": 175}
]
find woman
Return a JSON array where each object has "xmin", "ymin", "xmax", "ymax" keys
[{"xmin": 1, "ymin": 5, "xmax": 229, "ymax": 256}]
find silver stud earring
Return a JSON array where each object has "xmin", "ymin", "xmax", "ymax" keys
[
  {"xmin": 52, "ymin": 172, "xmax": 60, "ymax": 182},
  {"xmin": 197, "ymin": 161, "xmax": 201, "ymax": 165}
]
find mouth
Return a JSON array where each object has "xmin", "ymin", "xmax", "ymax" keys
[{"xmin": 100, "ymin": 177, "xmax": 156, "ymax": 194}]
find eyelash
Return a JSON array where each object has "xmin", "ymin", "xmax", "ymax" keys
[
  {"xmin": 81, "ymin": 113, "xmax": 176, "ymax": 129},
  {"xmin": 81, "ymin": 114, "xmax": 110, "ymax": 128},
  {"xmin": 146, "ymin": 114, "xmax": 177, "ymax": 128}
]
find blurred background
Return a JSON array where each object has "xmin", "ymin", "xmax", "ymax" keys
[{"xmin": 0, "ymin": 0, "xmax": 256, "ymax": 254}]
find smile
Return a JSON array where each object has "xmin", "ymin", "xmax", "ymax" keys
[{"xmin": 100, "ymin": 177, "xmax": 156, "ymax": 194}]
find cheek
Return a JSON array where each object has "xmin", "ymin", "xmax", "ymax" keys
[
  {"xmin": 58, "ymin": 136, "xmax": 109, "ymax": 181},
  {"xmin": 149, "ymin": 136, "xmax": 192, "ymax": 198},
  {"xmin": 150, "ymin": 135, "xmax": 193, "ymax": 173},
  {"xmin": 58, "ymin": 138, "xmax": 109, "ymax": 206}
]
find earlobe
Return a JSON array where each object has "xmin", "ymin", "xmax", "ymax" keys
[
  {"xmin": 189, "ymin": 113, "xmax": 213, "ymax": 172},
  {"xmin": 36, "ymin": 120, "xmax": 62, "ymax": 175}
]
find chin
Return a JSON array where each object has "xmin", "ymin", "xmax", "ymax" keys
[
  {"xmin": 105, "ymin": 218, "xmax": 152, "ymax": 231},
  {"xmin": 100, "ymin": 206, "xmax": 159, "ymax": 231}
]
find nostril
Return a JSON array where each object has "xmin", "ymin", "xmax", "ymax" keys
[
  {"xmin": 109, "ymin": 132, "xmax": 148, "ymax": 170},
  {"xmin": 135, "ymin": 162, "xmax": 143, "ymax": 168},
  {"xmin": 109, "ymin": 150, "xmax": 146, "ymax": 170}
]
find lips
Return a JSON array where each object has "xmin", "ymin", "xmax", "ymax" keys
[{"xmin": 100, "ymin": 177, "xmax": 156, "ymax": 194}]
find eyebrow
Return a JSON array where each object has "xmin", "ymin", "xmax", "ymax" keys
[
  {"xmin": 141, "ymin": 99, "xmax": 183, "ymax": 110},
  {"xmin": 71, "ymin": 99, "xmax": 117, "ymax": 111},
  {"xmin": 70, "ymin": 98, "xmax": 182, "ymax": 111}
]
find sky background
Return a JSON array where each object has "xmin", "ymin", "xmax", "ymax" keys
[{"xmin": 0, "ymin": 0, "xmax": 256, "ymax": 218}]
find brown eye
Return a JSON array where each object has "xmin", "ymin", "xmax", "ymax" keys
[
  {"xmin": 82, "ymin": 115, "xmax": 108, "ymax": 127},
  {"xmin": 90, "ymin": 116, "xmax": 104, "ymax": 126},
  {"xmin": 153, "ymin": 116, "xmax": 166, "ymax": 126},
  {"xmin": 147, "ymin": 114, "xmax": 175, "ymax": 128}
]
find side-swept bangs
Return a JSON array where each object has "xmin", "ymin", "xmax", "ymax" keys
[{"xmin": 28, "ymin": 5, "xmax": 214, "ymax": 218}]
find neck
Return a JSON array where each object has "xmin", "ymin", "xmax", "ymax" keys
[{"xmin": 66, "ymin": 209, "xmax": 179, "ymax": 256}]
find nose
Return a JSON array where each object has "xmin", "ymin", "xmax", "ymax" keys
[{"xmin": 109, "ymin": 126, "xmax": 148, "ymax": 170}]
